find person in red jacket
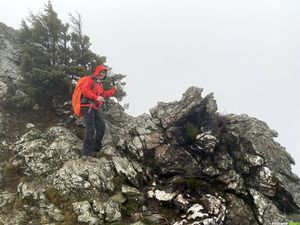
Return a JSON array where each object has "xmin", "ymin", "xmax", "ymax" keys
[{"xmin": 81, "ymin": 65, "xmax": 117, "ymax": 157}]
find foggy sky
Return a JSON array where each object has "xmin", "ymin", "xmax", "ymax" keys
[{"xmin": 1, "ymin": 0, "xmax": 299, "ymax": 175}]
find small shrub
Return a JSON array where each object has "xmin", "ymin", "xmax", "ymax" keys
[
  {"xmin": 186, "ymin": 177, "xmax": 205, "ymax": 190},
  {"xmin": 22, "ymin": 68, "xmax": 72, "ymax": 108},
  {"xmin": 185, "ymin": 122, "xmax": 200, "ymax": 140}
]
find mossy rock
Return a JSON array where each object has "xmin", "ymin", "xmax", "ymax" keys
[
  {"xmin": 185, "ymin": 122, "xmax": 200, "ymax": 140},
  {"xmin": 121, "ymin": 201, "xmax": 140, "ymax": 217},
  {"xmin": 45, "ymin": 187, "xmax": 65, "ymax": 207}
]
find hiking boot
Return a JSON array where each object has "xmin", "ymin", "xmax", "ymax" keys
[{"xmin": 94, "ymin": 143, "xmax": 102, "ymax": 152}]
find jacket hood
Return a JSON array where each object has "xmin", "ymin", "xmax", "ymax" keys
[{"xmin": 93, "ymin": 65, "xmax": 108, "ymax": 76}]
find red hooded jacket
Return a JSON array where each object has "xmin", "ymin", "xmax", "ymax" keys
[{"xmin": 81, "ymin": 65, "xmax": 116, "ymax": 110}]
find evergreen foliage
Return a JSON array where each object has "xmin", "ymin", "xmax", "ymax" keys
[{"xmin": 14, "ymin": 0, "xmax": 126, "ymax": 109}]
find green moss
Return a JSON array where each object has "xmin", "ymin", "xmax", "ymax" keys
[
  {"xmin": 185, "ymin": 122, "xmax": 200, "ymax": 140},
  {"xmin": 172, "ymin": 176, "xmax": 185, "ymax": 185},
  {"xmin": 121, "ymin": 201, "xmax": 140, "ymax": 217},
  {"xmin": 186, "ymin": 177, "xmax": 206, "ymax": 190}
]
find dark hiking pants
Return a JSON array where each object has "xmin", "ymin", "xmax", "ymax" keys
[{"xmin": 81, "ymin": 106, "xmax": 105, "ymax": 156}]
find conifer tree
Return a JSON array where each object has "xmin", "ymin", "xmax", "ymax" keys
[
  {"xmin": 69, "ymin": 12, "xmax": 98, "ymax": 68},
  {"xmin": 15, "ymin": 0, "xmax": 127, "ymax": 109},
  {"xmin": 18, "ymin": 1, "xmax": 71, "ymax": 107}
]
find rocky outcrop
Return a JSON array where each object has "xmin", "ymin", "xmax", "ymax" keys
[
  {"xmin": 0, "ymin": 23, "xmax": 299, "ymax": 225},
  {"xmin": 2, "ymin": 85, "xmax": 299, "ymax": 225}
]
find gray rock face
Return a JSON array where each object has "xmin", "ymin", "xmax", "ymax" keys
[
  {"xmin": 52, "ymin": 158, "xmax": 116, "ymax": 196},
  {"xmin": 0, "ymin": 80, "xmax": 7, "ymax": 98},
  {"xmin": 0, "ymin": 22, "xmax": 20, "ymax": 97},
  {"xmin": 142, "ymin": 87, "xmax": 300, "ymax": 224},
  {"xmin": 11, "ymin": 126, "xmax": 81, "ymax": 175},
  {"xmin": 73, "ymin": 201, "xmax": 100, "ymax": 224},
  {"xmin": 72, "ymin": 199, "xmax": 121, "ymax": 225},
  {"xmin": 2, "ymin": 84, "xmax": 299, "ymax": 224},
  {"xmin": 0, "ymin": 210, "xmax": 26, "ymax": 225}
]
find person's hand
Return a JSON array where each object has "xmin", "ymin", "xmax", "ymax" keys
[
  {"xmin": 114, "ymin": 85, "xmax": 118, "ymax": 90},
  {"xmin": 96, "ymin": 96, "xmax": 105, "ymax": 102}
]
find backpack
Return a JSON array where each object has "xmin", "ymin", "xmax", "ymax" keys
[{"xmin": 72, "ymin": 76, "xmax": 96, "ymax": 117}]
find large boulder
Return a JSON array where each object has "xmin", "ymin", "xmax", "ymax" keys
[{"xmin": 11, "ymin": 126, "xmax": 81, "ymax": 176}]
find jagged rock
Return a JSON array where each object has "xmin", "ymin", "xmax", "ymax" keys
[
  {"xmin": 150, "ymin": 87, "xmax": 208, "ymax": 128},
  {"xmin": 214, "ymin": 150, "xmax": 233, "ymax": 171},
  {"xmin": 224, "ymin": 114, "xmax": 300, "ymax": 209},
  {"xmin": 186, "ymin": 203, "xmax": 208, "ymax": 220},
  {"xmin": 194, "ymin": 131, "xmax": 218, "ymax": 153},
  {"xmin": 44, "ymin": 204, "xmax": 63, "ymax": 222},
  {"xmin": 11, "ymin": 126, "xmax": 81, "ymax": 175},
  {"xmin": 154, "ymin": 145, "xmax": 201, "ymax": 176},
  {"xmin": 250, "ymin": 188, "xmax": 288, "ymax": 224},
  {"xmin": 92, "ymin": 199, "xmax": 122, "ymax": 222},
  {"xmin": 111, "ymin": 192, "xmax": 126, "ymax": 204},
  {"xmin": 0, "ymin": 210, "xmax": 26, "ymax": 225},
  {"xmin": 174, "ymin": 194, "xmax": 189, "ymax": 206},
  {"xmin": 173, "ymin": 194, "xmax": 226, "ymax": 225},
  {"xmin": 17, "ymin": 182, "xmax": 39, "ymax": 198},
  {"xmin": 16, "ymin": 180, "xmax": 64, "ymax": 222},
  {"xmin": 224, "ymin": 114, "xmax": 296, "ymax": 179},
  {"xmin": 0, "ymin": 191, "xmax": 14, "ymax": 208},
  {"xmin": 51, "ymin": 157, "xmax": 115, "ymax": 196},
  {"xmin": 154, "ymin": 189, "xmax": 177, "ymax": 201},
  {"xmin": 224, "ymin": 194, "xmax": 258, "ymax": 225},
  {"xmin": 73, "ymin": 201, "xmax": 100, "ymax": 225},
  {"xmin": 122, "ymin": 185, "xmax": 141, "ymax": 195},
  {"xmin": 72, "ymin": 198, "xmax": 122, "ymax": 225},
  {"xmin": 1, "ymin": 84, "xmax": 299, "ymax": 225},
  {"xmin": 112, "ymin": 156, "xmax": 143, "ymax": 187},
  {"xmin": 120, "ymin": 184, "xmax": 144, "ymax": 204},
  {"xmin": 0, "ymin": 80, "xmax": 7, "ymax": 98},
  {"xmin": 216, "ymin": 169, "xmax": 245, "ymax": 193},
  {"xmin": 122, "ymin": 185, "xmax": 143, "ymax": 201}
]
